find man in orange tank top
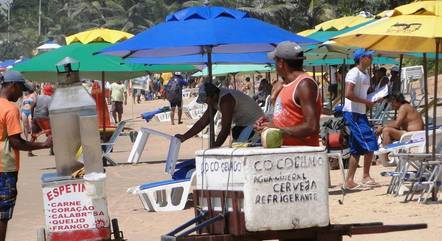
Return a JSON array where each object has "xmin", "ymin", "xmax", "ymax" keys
[{"xmin": 255, "ymin": 41, "xmax": 321, "ymax": 146}]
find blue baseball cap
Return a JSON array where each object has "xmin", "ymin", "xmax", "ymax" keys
[
  {"xmin": 353, "ymin": 48, "xmax": 375, "ymax": 62},
  {"xmin": 0, "ymin": 71, "xmax": 32, "ymax": 91}
]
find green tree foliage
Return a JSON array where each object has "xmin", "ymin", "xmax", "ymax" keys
[{"xmin": 0, "ymin": 0, "xmax": 411, "ymax": 59}]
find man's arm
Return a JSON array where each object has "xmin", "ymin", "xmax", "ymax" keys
[
  {"xmin": 9, "ymin": 134, "xmax": 52, "ymax": 151},
  {"xmin": 385, "ymin": 105, "xmax": 407, "ymax": 129},
  {"xmin": 264, "ymin": 79, "xmax": 320, "ymax": 138},
  {"xmin": 124, "ymin": 86, "xmax": 128, "ymax": 105},
  {"xmin": 345, "ymin": 82, "xmax": 374, "ymax": 108},
  {"xmin": 175, "ymin": 108, "xmax": 212, "ymax": 142},
  {"xmin": 213, "ymin": 95, "xmax": 235, "ymax": 147}
]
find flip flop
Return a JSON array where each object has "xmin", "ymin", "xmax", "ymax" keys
[
  {"xmin": 361, "ymin": 178, "xmax": 379, "ymax": 187},
  {"xmin": 343, "ymin": 184, "xmax": 366, "ymax": 191}
]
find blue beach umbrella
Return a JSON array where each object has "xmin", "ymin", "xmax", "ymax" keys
[
  {"xmin": 99, "ymin": 6, "xmax": 318, "ymax": 58},
  {"xmin": 125, "ymin": 52, "xmax": 273, "ymax": 65},
  {"xmin": 99, "ymin": 5, "xmax": 317, "ymax": 147}
]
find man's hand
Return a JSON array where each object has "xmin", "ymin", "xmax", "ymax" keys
[
  {"xmin": 174, "ymin": 134, "xmax": 185, "ymax": 142},
  {"xmin": 255, "ymin": 116, "xmax": 275, "ymax": 132},
  {"xmin": 366, "ymin": 101, "xmax": 375, "ymax": 108}
]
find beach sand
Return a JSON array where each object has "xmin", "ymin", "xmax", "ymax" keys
[{"xmin": 6, "ymin": 96, "xmax": 442, "ymax": 241}]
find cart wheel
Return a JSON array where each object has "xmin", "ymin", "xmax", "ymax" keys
[
  {"xmin": 37, "ymin": 227, "xmax": 46, "ymax": 241},
  {"xmin": 112, "ymin": 218, "xmax": 123, "ymax": 241}
]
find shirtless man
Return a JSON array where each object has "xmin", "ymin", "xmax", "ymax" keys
[{"xmin": 376, "ymin": 93, "xmax": 424, "ymax": 146}]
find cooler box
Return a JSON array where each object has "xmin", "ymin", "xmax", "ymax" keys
[
  {"xmin": 41, "ymin": 174, "xmax": 111, "ymax": 241},
  {"xmin": 195, "ymin": 146, "xmax": 329, "ymax": 232}
]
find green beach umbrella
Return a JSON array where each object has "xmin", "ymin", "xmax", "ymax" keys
[
  {"xmin": 192, "ymin": 64, "xmax": 274, "ymax": 77},
  {"xmin": 13, "ymin": 42, "xmax": 196, "ymax": 82}
]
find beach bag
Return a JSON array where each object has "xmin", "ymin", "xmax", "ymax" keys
[
  {"xmin": 166, "ymin": 78, "xmax": 181, "ymax": 101},
  {"xmin": 321, "ymin": 118, "xmax": 349, "ymax": 149}
]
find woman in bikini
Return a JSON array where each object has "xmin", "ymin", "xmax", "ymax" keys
[{"xmin": 21, "ymin": 89, "xmax": 36, "ymax": 141}]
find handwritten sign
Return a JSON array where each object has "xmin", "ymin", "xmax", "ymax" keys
[
  {"xmin": 42, "ymin": 180, "xmax": 110, "ymax": 237},
  {"xmin": 243, "ymin": 152, "xmax": 329, "ymax": 231},
  {"xmin": 196, "ymin": 155, "xmax": 244, "ymax": 190}
]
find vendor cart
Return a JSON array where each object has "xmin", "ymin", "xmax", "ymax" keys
[
  {"xmin": 37, "ymin": 58, "xmax": 124, "ymax": 241},
  {"xmin": 161, "ymin": 146, "xmax": 427, "ymax": 241}
]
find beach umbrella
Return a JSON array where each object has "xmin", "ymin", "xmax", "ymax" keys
[
  {"xmin": 332, "ymin": 1, "xmax": 442, "ymax": 163},
  {"xmin": 0, "ymin": 58, "xmax": 25, "ymax": 71},
  {"xmin": 298, "ymin": 15, "xmax": 374, "ymax": 36},
  {"xmin": 125, "ymin": 52, "xmax": 273, "ymax": 65},
  {"xmin": 192, "ymin": 64, "xmax": 273, "ymax": 77},
  {"xmin": 14, "ymin": 28, "xmax": 196, "ymax": 138},
  {"xmin": 65, "ymin": 28, "xmax": 133, "ymax": 45},
  {"xmin": 13, "ymin": 42, "xmax": 196, "ymax": 82},
  {"xmin": 99, "ymin": 5, "xmax": 318, "ymax": 147}
]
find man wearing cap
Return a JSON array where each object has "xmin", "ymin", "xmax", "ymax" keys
[
  {"xmin": 342, "ymin": 49, "xmax": 379, "ymax": 189},
  {"xmin": 0, "ymin": 71, "xmax": 52, "ymax": 241},
  {"xmin": 175, "ymin": 82, "xmax": 264, "ymax": 147},
  {"xmin": 255, "ymin": 41, "xmax": 321, "ymax": 146}
]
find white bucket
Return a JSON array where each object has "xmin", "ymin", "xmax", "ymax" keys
[{"xmin": 83, "ymin": 172, "xmax": 106, "ymax": 199}]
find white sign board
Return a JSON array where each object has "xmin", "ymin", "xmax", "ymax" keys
[
  {"xmin": 243, "ymin": 152, "xmax": 330, "ymax": 231},
  {"xmin": 42, "ymin": 180, "xmax": 110, "ymax": 234}
]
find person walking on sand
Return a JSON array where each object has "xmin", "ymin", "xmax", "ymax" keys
[
  {"xmin": 342, "ymin": 49, "xmax": 379, "ymax": 189},
  {"xmin": 0, "ymin": 71, "xmax": 52, "ymax": 241},
  {"xmin": 110, "ymin": 80, "xmax": 127, "ymax": 123}
]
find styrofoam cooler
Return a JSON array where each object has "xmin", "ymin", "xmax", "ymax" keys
[
  {"xmin": 195, "ymin": 146, "xmax": 329, "ymax": 232},
  {"xmin": 41, "ymin": 174, "xmax": 111, "ymax": 241}
]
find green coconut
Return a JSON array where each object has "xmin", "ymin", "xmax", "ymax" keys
[{"xmin": 261, "ymin": 128, "xmax": 283, "ymax": 148}]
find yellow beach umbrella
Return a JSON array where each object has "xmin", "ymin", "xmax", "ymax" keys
[
  {"xmin": 65, "ymin": 28, "xmax": 133, "ymax": 45},
  {"xmin": 297, "ymin": 15, "xmax": 373, "ymax": 36},
  {"xmin": 314, "ymin": 15, "xmax": 373, "ymax": 31},
  {"xmin": 298, "ymin": 29, "xmax": 317, "ymax": 37},
  {"xmin": 331, "ymin": 14, "xmax": 442, "ymax": 52},
  {"xmin": 392, "ymin": 0, "xmax": 442, "ymax": 16}
]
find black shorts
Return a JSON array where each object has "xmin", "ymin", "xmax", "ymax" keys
[
  {"xmin": 111, "ymin": 101, "xmax": 123, "ymax": 114},
  {"xmin": 169, "ymin": 99, "xmax": 182, "ymax": 108},
  {"xmin": 0, "ymin": 172, "xmax": 18, "ymax": 221}
]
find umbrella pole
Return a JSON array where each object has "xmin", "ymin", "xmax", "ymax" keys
[
  {"xmin": 341, "ymin": 59, "xmax": 346, "ymax": 105},
  {"xmin": 395, "ymin": 54, "xmax": 404, "ymax": 119},
  {"xmin": 328, "ymin": 65, "xmax": 332, "ymax": 111},
  {"xmin": 431, "ymin": 39, "xmax": 440, "ymax": 201},
  {"xmin": 423, "ymin": 53, "xmax": 429, "ymax": 153},
  {"xmin": 207, "ymin": 47, "xmax": 215, "ymax": 148},
  {"xmin": 321, "ymin": 65, "xmax": 324, "ymax": 107},
  {"xmin": 101, "ymin": 72, "xmax": 106, "ymax": 142},
  {"xmin": 432, "ymin": 39, "xmax": 440, "ymax": 160},
  {"xmin": 233, "ymin": 73, "xmax": 237, "ymax": 90}
]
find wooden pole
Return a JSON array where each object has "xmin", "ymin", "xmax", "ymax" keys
[
  {"xmin": 423, "ymin": 53, "xmax": 430, "ymax": 153},
  {"xmin": 101, "ymin": 72, "xmax": 106, "ymax": 142},
  {"xmin": 328, "ymin": 65, "xmax": 332, "ymax": 111}
]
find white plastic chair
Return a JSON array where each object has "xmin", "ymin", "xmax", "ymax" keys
[
  {"xmin": 156, "ymin": 111, "xmax": 172, "ymax": 122},
  {"xmin": 128, "ymin": 172, "xmax": 196, "ymax": 212}
]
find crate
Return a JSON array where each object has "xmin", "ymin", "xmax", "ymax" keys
[{"xmin": 193, "ymin": 189, "xmax": 246, "ymax": 236}]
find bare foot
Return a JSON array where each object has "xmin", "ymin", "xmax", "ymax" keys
[
  {"xmin": 344, "ymin": 181, "xmax": 359, "ymax": 189},
  {"xmin": 361, "ymin": 176, "xmax": 378, "ymax": 186},
  {"xmin": 178, "ymin": 121, "xmax": 183, "ymax": 124}
]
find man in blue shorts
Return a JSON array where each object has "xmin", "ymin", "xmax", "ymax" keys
[
  {"xmin": 342, "ymin": 49, "xmax": 379, "ymax": 189},
  {"xmin": 0, "ymin": 71, "xmax": 52, "ymax": 241}
]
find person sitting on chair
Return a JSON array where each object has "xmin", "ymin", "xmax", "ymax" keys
[{"xmin": 376, "ymin": 93, "xmax": 424, "ymax": 146}]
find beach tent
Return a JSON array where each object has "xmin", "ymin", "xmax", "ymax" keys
[{"xmin": 99, "ymin": 6, "xmax": 318, "ymax": 147}]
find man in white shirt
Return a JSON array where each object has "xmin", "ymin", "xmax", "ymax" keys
[{"xmin": 342, "ymin": 49, "xmax": 379, "ymax": 189}]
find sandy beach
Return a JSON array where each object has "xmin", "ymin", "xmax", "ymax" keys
[{"xmin": 6, "ymin": 96, "xmax": 442, "ymax": 241}]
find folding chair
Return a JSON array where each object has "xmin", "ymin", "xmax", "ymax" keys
[
  {"xmin": 382, "ymin": 130, "xmax": 442, "ymax": 199},
  {"xmin": 101, "ymin": 120, "xmax": 127, "ymax": 166},
  {"xmin": 377, "ymin": 130, "xmax": 439, "ymax": 195}
]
